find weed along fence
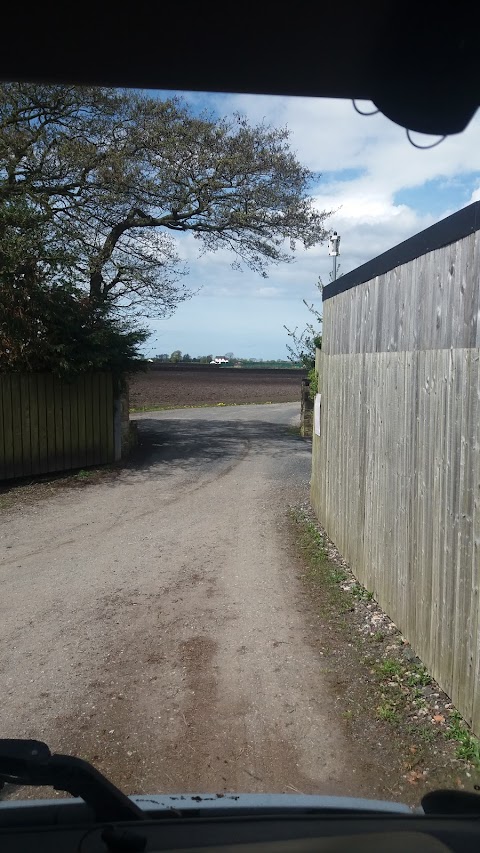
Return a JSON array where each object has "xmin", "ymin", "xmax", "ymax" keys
[
  {"xmin": 311, "ymin": 201, "xmax": 480, "ymax": 735},
  {"xmin": 0, "ymin": 372, "xmax": 121, "ymax": 480}
]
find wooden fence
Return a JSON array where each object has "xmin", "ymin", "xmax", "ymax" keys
[
  {"xmin": 0, "ymin": 373, "xmax": 116, "ymax": 480},
  {"xmin": 311, "ymin": 202, "xmax": 480, "ymax": 734}
]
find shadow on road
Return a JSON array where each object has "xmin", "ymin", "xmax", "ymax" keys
[
  {"xmin": 129, "ymin": 417, "xmax": 309, "ymax": 479},
  {"xmin": 0, "ymin": 413, "xmax": 308, "ymax": 502}
]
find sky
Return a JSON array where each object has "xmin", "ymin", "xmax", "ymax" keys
[{"xmin": 143, "ymin": 92, "xmax": 480, "ymax": 360}]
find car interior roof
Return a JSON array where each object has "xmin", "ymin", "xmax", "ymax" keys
[{"xmin": 0, "ymin": 4, "xmax": 479, "ymax": 135}]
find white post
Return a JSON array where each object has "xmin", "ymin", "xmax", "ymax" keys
[{"xmin": 328, "ymin": 231, "xmax": 341, "ymax": 281}]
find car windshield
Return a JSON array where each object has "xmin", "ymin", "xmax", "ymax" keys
[{"xmin": 1, "ymin": 85, "xmax": 480, "ymax": 808}]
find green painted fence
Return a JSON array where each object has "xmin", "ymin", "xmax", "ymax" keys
[{"xmin": 0, "ymin": 373, "xmax": 115, "ymax": 480}]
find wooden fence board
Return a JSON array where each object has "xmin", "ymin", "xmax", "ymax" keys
[
  {"xmin": 19, "ymin": 374, "xmax": 32, "ymax": 478},
  {"xmin": 28, "ymin": 375, "xmax": 41, "ymax": 476},
  {"xmin": 91, "ymin": 373, "xmax": 102, "ymax": 466},
  {"xmin": 313, "ymin": 223, "xmax": 480, "ymax": 735},
  {"xmin": 53, "ymin": 377, "xmax": 65, "ymax": 471},
  {"xmin": 98, "ymin": 374, "xmax": 106, "ymax": 463},
  {"xmin": 0, "ymin": 378, "xmax": 5, "ymax": 480},
  {"xmin": 83, "ymin": 374, "xmax": 95, "ymax": 468},
  {"xmin": 61, "ymin": 380, "xmax": 72, "ymax": 472},
  {"xmin": 76, "ymin": 375, "xmax": 88, "ymax": 470},
  {"xmin": 0, "ymin": 376, "xmax": 14, "ymax": 479},
  {"xmin": 471, "ymin": 366, "xmax": 480, "ymax": 732},
  {"xmin": 0, "ymin": 373, "xmax": 116, "ymax": 481},
  {"xmin": 69, "ymin": 379, "xmax": 80, "ymax": 470},
  {"xmin": 43, "ymin": 374, "xmax": 56, "ymax": 473},
  {"xmin": 326, "ymin": 232, "xmax": 480, "ymax": 355},
  {"xmin": 36, "ymin": 374, "xmax": 49, "ymax": 475},
  {"xmin": 105, "ymin": 375, "xmax": 114, "ymax": 461},
  {"xmin": 9, "ymin": 375, "xmax": 23, "ymax": 478},
  {"xmin": 313, "ymin": 347, "xmax": 480, "ymax": 733}
]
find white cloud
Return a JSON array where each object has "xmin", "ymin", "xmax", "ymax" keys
[
  {"xmin": 148, "ymin": 91, "xmax": 480, "ymax": 355},
  {"xmin": 470, "ymin": 185, "xmax": 480, "ymax": 203},
  {"xmin": 255, "ymin": 286, "xmax": 280, "ymax": 298},
  {"xmin": 309, "ymin": 194, "xmax": 435, "ymax": 275},
  {"xmin": 206, "ymin": 92, "xmax": 480, "ymax": 191},
  {"xmin": 173, "ymin": 93, "xmax": 480, "ymax": 285}
]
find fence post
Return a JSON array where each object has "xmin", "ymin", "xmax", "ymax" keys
[
  {"xmin": 300, "ymin": 377, "xmax": 313, "ymax": 437},
  {"xmin": 310, "ymin": 347, "xmax": 322, "ymax": 512},
  {"xmin": 113, "ymin": 396, "xmax": 122, "ymax": 461},
  {"xmin": 114, "ymin": 383, "xmax": 138, "ymax": 460}
]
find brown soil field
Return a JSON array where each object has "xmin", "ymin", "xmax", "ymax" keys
[{"xmin": 129, "ymin": 367, "xmax": 305, "ymax": 409}]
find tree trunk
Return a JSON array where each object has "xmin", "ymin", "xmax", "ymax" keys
[
  {"xmin": 88, "ymin": 218, "xmax": 132, "ymax": 300},
  {"xmin": 89, "ymin": 267, "xmax": 104, "ymax": 300}
]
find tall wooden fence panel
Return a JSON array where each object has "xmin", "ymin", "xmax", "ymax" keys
[
  {"xmin": 0, "ymin": 373, "xmax": 115, "ymax": 480},
  {"xmin": 311, "ymin": 203, "xmax": 480, "ymax": 734}
]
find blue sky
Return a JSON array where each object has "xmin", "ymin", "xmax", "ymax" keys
[{"xmin": 143, "ymin": 93, "xmax": 480, "ymax": 360}]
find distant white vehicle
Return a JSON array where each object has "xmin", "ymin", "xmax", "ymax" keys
[{"xmin": 210, "ymin": 357, "xmax": 229, "ymax": 364}]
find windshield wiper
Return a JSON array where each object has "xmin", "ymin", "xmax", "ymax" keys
[{"xmin": 0, "ymin": 739, "xmax": 144, "ymax": 823}]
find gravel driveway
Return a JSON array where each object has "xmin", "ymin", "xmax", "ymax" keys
[{"xmin": 0, "ymin": 404, "xmax": 378, "ymax": 799}]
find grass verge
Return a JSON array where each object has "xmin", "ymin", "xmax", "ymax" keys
[
  {"xmin": 129, "ymin": 401, "xmax": 279, "ymax": 413},
  {"xmin": 445, "ymin": 711, "xmax": 480, "ymax": 765},
  {"xmin": 290, "ymin": 505, "xmax": 480, "ymax": 800},
  {"xmin": 286, "ymin": 425, "xmax": 303, "ymax": 437}
]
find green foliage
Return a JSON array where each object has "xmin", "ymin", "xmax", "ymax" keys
[
  {"xmin": 150, "ymin": 354, "xmax": 303, "ymax": 368},
  {"xmin": 1, "ymin": 84, "xmax": 330, "ymax": 376},
  {"xmin": 376, "ymin": 703, "xmax": 399, "ymax": 723},
  {"xmin": 350, "ymin": 583, "xmax": 374, "ymax": 602},
  {"xmin": 329, "ymin": 566, "xmax": 347, "ymax": 583},
  {"xmin": 407, "ymin": 664, "xmax": 432, "ymax": 687},
  {"xmin": 377, "ymin": 658, "xmax": 403, "ymax": 678},
  {"xmin": 284, "ymin": 277, "xmax": 323, "ymax": 369},
  {"xmin": 231, "ymin": 359, "xmax": 302, "ymax": 369},
  {"xmin": 285, "ymin": 267, "xmax": 344, "ymax": 369},
  {"xmin": 405, "ymin": 722, "xmax": 437, "ymax": 744},
  {"xmin": 1, "ymin": 83, "xmax": 329, "ymax": 320},
  {"xmin": 75, "ymin": 469, "xmax": 94, "ymax": 480},
  {"xmin": 285, "ymin": 326, "xmax": 322, "ymax": 370},
  {"xmin": 372, "ymin": 631, "xmax": 385, "ymax": 642},
  {"xmin": 445, "ymin": 711, "xmax": 480, "ymax": 767},
  {"xmin": 308, "ymin": 366, "xmax": 318, "ymax": 399},
  {"xmin": 417, "ymin": 725, "xmax": 436, "ymax": 743},
  {"xmin": 290, "ymin": 509, "xmax": 353, "ymax": 618},
  {"xmin": 1, "ymin": 276, "xmax": 147, "ymax": 377}
]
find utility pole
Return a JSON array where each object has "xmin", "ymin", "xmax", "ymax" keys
[{"xmin": 328, "ymin": 231, "xmax": 341, "ymax": 281}]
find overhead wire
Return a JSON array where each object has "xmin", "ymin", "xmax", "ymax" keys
[
  {"xmin": 405, "ymin": 129, "xmax": 447, "ymax": 149},
  {"xmin": 351, "ymin": 100, "xmax": 447, "ymax": 150},
  {"xmin": 352, "ymin": 100, "xmax": 380, "ymax": 116}
]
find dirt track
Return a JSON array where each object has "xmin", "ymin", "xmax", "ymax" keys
[
  {"xmin": 1, "ymin": 404, "xmax": 392, "ymax": 800},
  {"xmin": 129, "ymin": 367, "xmax": 304, "ymax": 409}
]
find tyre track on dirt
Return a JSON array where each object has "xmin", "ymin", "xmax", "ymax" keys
[
  {"xmin": 1, "ymin": 404, "xmax": 391, "ymax": 801},
  {"xmin": 0, "ymin": 439, "xmax": 252, "ymax": 566}
]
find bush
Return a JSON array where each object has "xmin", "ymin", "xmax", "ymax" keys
[
  {"xmin": 1, "ymin": 281, "xmax": 148, "ymax": 378},
  {"xmin": 0, "ymin": 199, "xmax": 148, "ymax": 378}
]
